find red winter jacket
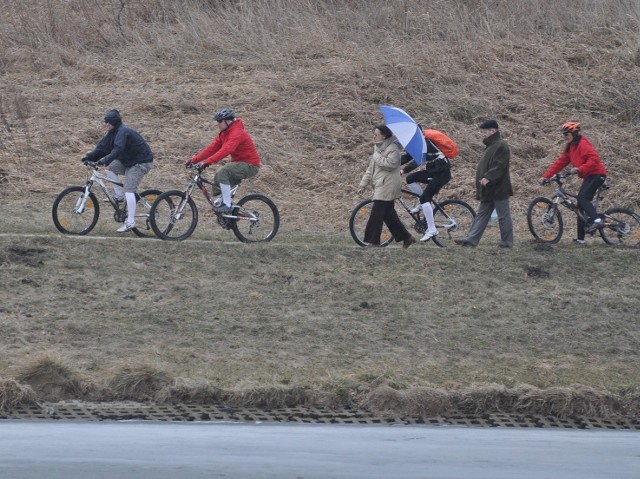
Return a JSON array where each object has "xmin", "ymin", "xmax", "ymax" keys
[
  {"xmin": 192, "ymin": 119, "xmax": 260, "ymax": 167},
  {"xmin": 542, "ymin": 135, "xmax": 606, "ymax": 179}
]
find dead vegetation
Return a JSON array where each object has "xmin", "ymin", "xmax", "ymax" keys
[
  {"xmin": 0, "ymin": 0, "xmax": 639, "ymax": 229},
  {"xmin": 2, "ymin": 356, "xmax": 638, "ymax": 418}
]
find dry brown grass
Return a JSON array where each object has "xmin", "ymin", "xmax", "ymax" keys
[
  {"xmin": 107, "ymin": 364, "xmax": 172, "ymax": 401},
  {"xmin": 0, "ymin": 377, "xmax": 37, "ymax": 410},
  {"xmin": 0, "ymin": 0, "xmax": 639, "ymax": 229},
  {"xmin": 514, "ymin": 385, "xmax": 622, "ymax": 418},
  {"xmin": 14, "ymin": 354, "xmax": 94, "ymax": 401}
]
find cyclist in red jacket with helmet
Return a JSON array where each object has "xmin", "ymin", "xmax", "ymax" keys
[
  {"xmin": 186, "ymin": 108, "xmax": 260, "ymax": 214},
  {"xmin": 540, "ymin": 121, "xmax": 607, "ymax": 244}
]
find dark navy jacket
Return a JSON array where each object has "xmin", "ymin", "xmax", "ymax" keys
[{"xmin": 85, "ymin": 124, "xmax": 153, "ymax": 168}]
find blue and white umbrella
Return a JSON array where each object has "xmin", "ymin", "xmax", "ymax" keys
[{"xmin": 379, "ymin": 105, "xmax": 426, "ymax": 165}]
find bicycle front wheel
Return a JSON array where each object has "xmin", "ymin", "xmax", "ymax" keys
[
  {"xmin": 231, "ymin": 194, "xmax": 280, "ymax": 243},
  {"xmin": 433, "ymin": 199, "xmax": 476, "ymax": 246},
  {"xmin": 599, "ymin": 208, "xmax": 640, "ymax": 246},
  {"xmin": 132, "ymin": 189, "xmax": 162, "ymax": 238},
  {"xmin": 349, "ymin": 199, "xmax": 395, "ymax": 247},
  {"xmin": 527, "ymin": 197, "xmax": 563, "ymax": 243},
  {"xmin": 52, "ymin": 186, "xmax": 100, "ymax": 235},
  {"xmin": 149, "ymin": 190, "xmax": 199, "ymax": 241}
]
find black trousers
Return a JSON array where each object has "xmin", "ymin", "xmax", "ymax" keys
[
  {"xmin": 363, "ymin": 200, "xmax": 411, "ymax": 245},
  {"xmin": 406, "ymin": 169, "xmax": 452, "ymax": 203},
  {"xmin": 577, "ymin": 174, "xmax": 606, "ymax": 240}
]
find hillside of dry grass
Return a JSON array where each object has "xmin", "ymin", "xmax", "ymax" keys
[{"xmin": 1, "ymin": 0, "xmax": 639, "ymax": 230}]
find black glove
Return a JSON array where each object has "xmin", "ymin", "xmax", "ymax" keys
[{"xmin": 81, "ymin": 156, "xmax": 89, "ymax": 162}]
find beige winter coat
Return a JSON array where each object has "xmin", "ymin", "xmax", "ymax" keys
[{"xmin": 359, "ymin": 137, "xmax": 402, "ymax": 201}]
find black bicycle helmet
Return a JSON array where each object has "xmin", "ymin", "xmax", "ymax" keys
[{"xmin": 213, "ymin": 108, "xmax": 236, "ymax": 122}]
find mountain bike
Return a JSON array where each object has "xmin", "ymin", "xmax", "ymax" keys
[
  {"xmin": 149, "ymin": 163, "xmax": 279, "ymax": 242},
  {"xmin": 52, "ymin": 161, "xmax": 161, "ymax": 237},
  {"xmin": 527, "ymin": 172, "xmax": 640, "ymax": 246},
  {"xmin": 349, "ymin": 188, "xmax": 475, "ymax": 247}
]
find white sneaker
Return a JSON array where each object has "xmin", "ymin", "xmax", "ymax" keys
[
  {"xmin": 420, "ymin": 230, "xmax": 438, "ymax": 242},
  {"xmin": 410, "ymin": 205, "xmax": 422, "ymax": 214},
  {"xmin": 117, "ymin": 222, "xmax": 136, "ymax": 233}
]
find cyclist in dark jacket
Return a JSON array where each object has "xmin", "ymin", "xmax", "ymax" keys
[{"xmin": 83, "ymin": 109, "xmax": 154, "ymax": 232}]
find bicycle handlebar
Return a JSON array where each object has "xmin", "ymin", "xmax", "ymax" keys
[
  {"xmin": 186, "ymin": 162, "xmax": 206, "ymax": 172},
  {"xmin": 540, "ymin": 170, "xmax": 576, "ymax": 185},
  {"xmin": 82, "ymin": 160, "xmax": 99, "ymax": 170}
]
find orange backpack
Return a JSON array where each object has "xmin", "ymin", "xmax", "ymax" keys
[{"xmin": 423, "ymin": 129, "xmax": 459, "ymax": 159}]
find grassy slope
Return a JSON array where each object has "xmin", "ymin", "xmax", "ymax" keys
[{"xmin": 1, "ymin": 211, "xmax": 638, "ymax": 394}]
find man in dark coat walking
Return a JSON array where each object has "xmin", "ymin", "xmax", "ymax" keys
[{"xmin": 455, "ymin": 119, "xmax": 514, "ymax": 248}]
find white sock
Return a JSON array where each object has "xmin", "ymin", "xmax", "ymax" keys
[
  {"xmin": 107, "ymin": 170, "xmax": 124, "ymax": 198},
  {"xmin": 407, "ymin": 182, "xmax": 423, "ymax": 196},
  {"xmin": 421, "ymin": 202, "xmax": 436, "ymax": 233},
  {"xmin": 125, "ymin": 192, "xmax": 136, "ymax": 225},
  {"xmin": 220, "ymin": 183, "xmax": 232, "ymax": 207}
]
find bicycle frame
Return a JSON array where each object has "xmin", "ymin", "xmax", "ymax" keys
[
  {"xmin": 174, "ymin": 166, "xmax": 240, "ymax": 220},
  {"xmin": 546, "ymin": 173, "xmax": 607, "ymax": 225},
  {"xmin": 397, "ymin": 188, "xmax": 461, "ymax": 231},
  {"xmin": 74, "ymin": 167, "xmax": 125, "ymax": 214}
]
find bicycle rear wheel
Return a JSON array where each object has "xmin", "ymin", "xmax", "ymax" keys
[
  {"xmin": 149, "ymin": 190, "xmax": 199, "ymax": 241},
  {"xmin": 527, "ymin": 197, "xmax": 563, "ymax": 243},
  {"xmin": 433, "ymin": 199, "xmax": 476, "ymax": 246},
  {"xmin": 231, "ymin": 194, "xmax": 280, "ymax": 243},
  {"xmin": 599, "ymin": 208, "xmax": 640, "ymax": 246},
  {"xmin": 52, "ymin": 186, "xmax": 100, "ymax": 235},
  {"xmin": 132, "ymin": 189, "xmax": 162, "ymax": 238}
]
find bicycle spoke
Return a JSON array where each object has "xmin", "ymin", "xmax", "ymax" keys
[
  {"xmin": 231, "ymin": 194, "xmax": 280, "ymax": 243},
  {"xmin": 527, "ymin": 198, "xmax": 563, "ymax": 243},
  {"xmin": 52, "ymin": 186, "xmax": 100, "ymax": 235},
  {"xmin": 600, "ymin": 208, "xmax": 640, "ymax": 246}
]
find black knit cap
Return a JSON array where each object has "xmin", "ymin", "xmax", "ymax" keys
[
  {"xmin": 104, "ymin": 109, "xmax": 122, "ymax": 126},
  {"xmin": 479, "ymin": 119, "xmax": 499, "ymax": 130}
]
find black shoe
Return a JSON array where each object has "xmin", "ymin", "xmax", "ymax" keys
[
  {"xmin": 498, "ymin": 243, "xmax": 513, "ymax": 249},
  {"xmin": 214, "ymin": 204, "xmax": 233, "ymax": 215},
  {"xmin": 454, "ymin": 239, "xmax": 475, "ymax": 247},
  {"xmin": 403, "ymin": 236, "xmax": 417, "ymax": 249}
]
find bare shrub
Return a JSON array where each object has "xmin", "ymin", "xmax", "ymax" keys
[
  {"xmin": 0, "ymin": 377, "xmax": 37, "ymax": 410},
  {"xmin": 107, "ymin": 365, "xmax": 172, "ymax": 401},
  {"xmin": 226, "ymin": 380, "xmax": 310, "ymax": 408},
  {"xmin": 621, "ymin": 389, "xmax": 640, "ymax": 416},
  {"xmin": 363, "ymin": 385, "xmax": 450, "ymax": 416},
  {"xmin": 452, "ymin": 383, "xmax": 524, "ymax": 414},
  {"xmin": 515, "ymin": 385, "xmax": 623, "ymax": 418},
  {"xmin": 15, "ymin": 355, "xmax": 93, "ymax": 401}
]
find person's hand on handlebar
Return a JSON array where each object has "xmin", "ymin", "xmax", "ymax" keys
[{"xmin": 570, "ymin": 167, "xmax": 579, "ymax": 175}]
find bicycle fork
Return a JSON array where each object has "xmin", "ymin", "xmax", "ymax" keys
[
  {"xmin": 173, "ymin": 184, "xmax": 197, "ymax": 220},
  {"xmin": 74, "ymin": 181, "xmax": 94, "ymax": 214}
]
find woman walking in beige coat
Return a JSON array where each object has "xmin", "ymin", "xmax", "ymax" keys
[{"xmin": 357, "ymin": 125, "xmax": 416, "ymax": 248}]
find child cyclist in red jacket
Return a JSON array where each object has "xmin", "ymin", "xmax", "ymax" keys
[
  {"xmin": 539, "ymin": 122, "xmax": 607, "ymax": 244},
  {"xmin": 186, "ymin": 108, "xmax": 260, "ymax": 214}
]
